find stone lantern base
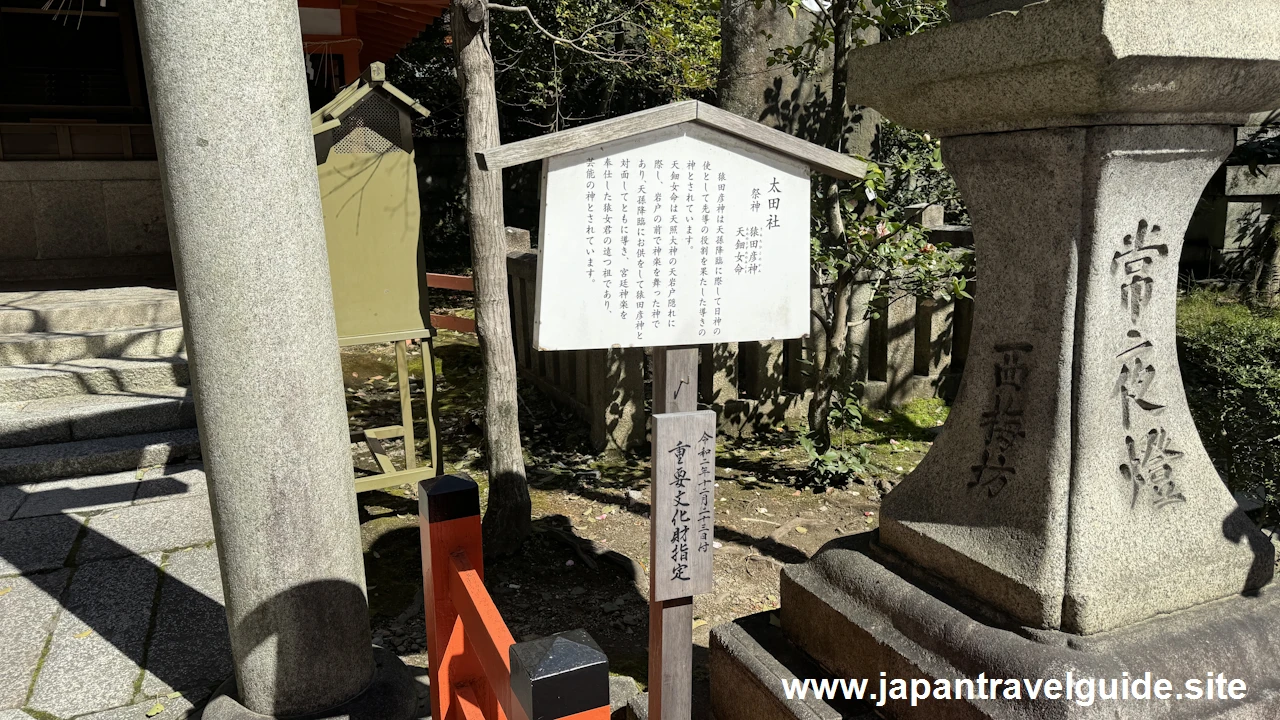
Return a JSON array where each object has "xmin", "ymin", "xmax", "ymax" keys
[{"xmin": 771, "ymin": 533, "xmax": 1280, "ymax": 720}]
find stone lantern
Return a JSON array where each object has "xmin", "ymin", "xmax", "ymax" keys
[{"xmin": 717, "ymin": 2, "xmax": 1280, "ymax": 718}]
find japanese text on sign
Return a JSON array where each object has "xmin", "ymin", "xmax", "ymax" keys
[{"xmin": 651, "ymin": 410, "xmax": 716, "ymax": 601}]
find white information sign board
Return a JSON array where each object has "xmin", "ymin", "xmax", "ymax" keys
[{"xmin": 533, "ymin": 123, "xmax": 811, "ymax": 351}]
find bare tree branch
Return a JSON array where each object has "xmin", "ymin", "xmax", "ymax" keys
[{"xmin": 486, "ymin": 3, "xmax": 645, "ymax": 63}]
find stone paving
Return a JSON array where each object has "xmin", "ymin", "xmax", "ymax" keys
[
  {"xmin": 0, "ymin": 465, "xmax": 226, "ymax": 719},
  {"xmin": 0, "ymin": 465, "xmax": 432, "ymax": 719}
]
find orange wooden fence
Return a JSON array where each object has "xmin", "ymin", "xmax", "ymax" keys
[
  {"xmin": 427, "ymin": 273, "xmax": 478, "ymax": 334},
  {"xmin": 419, "ymin": 474, "xmax": 611, "ymax": 720}
]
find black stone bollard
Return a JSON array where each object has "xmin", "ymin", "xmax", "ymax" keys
[{"xmin": 510, "ymin": 629, "xmax": 611, "ymax": 720}]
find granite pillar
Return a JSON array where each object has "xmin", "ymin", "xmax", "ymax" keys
[{"xmin": 132, "ymin": 1, "xmax": 415, "ymax": 717}]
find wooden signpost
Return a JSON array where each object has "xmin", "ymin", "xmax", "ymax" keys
[{"xmin": 481, "ymin": 100, "xmax": 864, "ymax": 720}]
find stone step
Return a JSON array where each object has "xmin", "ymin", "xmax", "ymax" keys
[
  {"xmin": 0, "ymin": 388, "xmax": 195, "ymax": 449},
  {"xmin": 0, "ymin": 356, "xmax": 190, "ymax": 403},
  {"xmin": 0, "ymin": 325, "xmax": 185, "ymax": 367},
  {"xmin": 0, "ymin": 428, "xmax": 202, "ymax": 484},
  {"xmin": 707, "ymin": 612, "xmax": 879, "ymax": 720},
  {"xmin": 0, "ymin": 287, "xmax": 182, "ymax": 334}
]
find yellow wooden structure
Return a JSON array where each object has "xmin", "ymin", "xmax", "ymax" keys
[{"xmin": 312, "ymin": 62, "xmax": 440, "ymax": 492}]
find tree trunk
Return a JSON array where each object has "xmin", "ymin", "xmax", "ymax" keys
[
  {"xmin": 808, "ymin": 273, "xmax": 854, "ymax": 453},
  {"xmin": 804, "ymin": 0, "xmax": 886, "ymax": 455},
  {"xmin": 806, "ymin": 0, "xmax": 854, "ymax": 454},
  {"xmin": 453, "ymin": 0, "xmax": 531, "ymax": 555}
]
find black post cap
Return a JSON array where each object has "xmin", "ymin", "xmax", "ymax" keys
[
  {"xmin": 510, "ymin": 629, "xmax": 609, "ymax": 720},
  {"xmin": 418, "ymin": 473, "xmax": 480, "ymax": 523}
]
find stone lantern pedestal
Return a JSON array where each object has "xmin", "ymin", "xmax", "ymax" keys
[{"xmin": 713, "ymin": 2, "xmax": 1280, "ymax": 718}]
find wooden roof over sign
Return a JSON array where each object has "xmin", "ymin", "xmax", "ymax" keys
[
  {"xmin": 310, "ymin": 62, "xmax": 429, "ymax": 138},
  {"xmin": 354, "ymin": 0, "xmax": 450, "ymax": 65},
  {"xmin": 477, "ymin": 100, "xmax": 867, "ymax": 180}
]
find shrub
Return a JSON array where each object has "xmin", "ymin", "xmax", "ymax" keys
[{"xmin": 1177, "ymin": 290, "xmax": 1280, "ymax": 528}]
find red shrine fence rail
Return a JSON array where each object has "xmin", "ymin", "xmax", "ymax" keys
[{"xmin": 419, "ymin": 473, "xmax": 612, "ymax": 720}]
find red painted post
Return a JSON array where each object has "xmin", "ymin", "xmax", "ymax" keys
[
  {"xmin": 420, "ymin": 474, "xmax": 502, "ymax": 720},
  {"xmin": 422, "ymin": 473, "xmax": 613, "ymax": 720}
]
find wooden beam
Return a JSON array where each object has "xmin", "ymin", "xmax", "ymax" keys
[
  {"xmin": 478, "ymin": 100, "xmax": 866, "ymax": 180},
  {"xmin": 302, "ymin": 34, "xmax": 363, "ymax": 46},
  {"xmin": 355, "ymin": 15, "xmax": 423, "ymax": 38},
  {"xmin": 695, "ymin": 102, "xmax": 866, "ymax": 179},
  {"xmin": 356, "ymin": 9, "xmax": 417, "ymax": 26},
  {"xmin": 341, "ymin": 3, "xmax": 358, "ymax": 34},
  {"xmin": 358, "ymin": 10, "xmax": 433, "ymax": 35},
  {"xmin": 367, "ymin": 7, "xmax": 438, "ymax": 27},
  {"xmin": 355, "ymin": 15, "xmax": 428, "ymax": 42},
  {"xmin": 117, "ymin": 0, "xmax": 145, "ymax": 110},
  {"xmin": 361, "ymin": 41, "xmax": 405, "ymax": 62},
  {"xmin": 648, "ymin": 347, "xmax": 701, "ymax": 720},
  {"xmin": 650, "ymin": 410, "xmax": 716, "ymax": 601},
  {"xmin": 343, "ymin": 48, "xmax": 361, "ymax": 84},
  {"xmin": 354, "ymin": 33, "xmax": 400, "ymax": 52},
  {"xmin": 427, "ymin": 273, "xmax": 476, "ymax": 292},
  {"xmin": 361, "ymin": 1, "xmax": 435, "ymax": 22},
  {"xmin": 361, "ymin": 7, "xmax": 441, "ymax": 35},
  {"xmin": 358, "ymin": 32, "xmax": 407, "ymax": 49},
  {"xmin": 396, "ymin": 340, "xmax": 418, "ymax": 470},
  {"xmin": 480, "ymin": 101, "xmax": 699, "ymax": 170},
  {"xmin": 431, "ymin": 314, "xmax": 477, "ymax": 334},
  {"xmin": 420, "ymin": 475, "xmax": 486, "ymax": 720},
  {"xmin": 449, "ymin": 552, "xmax": 516, "ymax": 713},
  {"xmin": 454, "ymin": 687, "xmax": 488, "ymax": 720},
  {"xmin": 649, "ymin": 597, "xmax": 694, "ymax": 720}
]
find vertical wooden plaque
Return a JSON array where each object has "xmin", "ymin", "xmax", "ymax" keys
[{"xmin": 650, "ymin": 409, "xmax": 716, "ymax": 602}]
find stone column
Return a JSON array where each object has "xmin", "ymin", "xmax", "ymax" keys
[{"xmin": 132, "ymin": 1, "xmax": 414, "ymax": 717}]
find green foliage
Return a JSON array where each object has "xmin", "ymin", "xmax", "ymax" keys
[
  {"xmin": 1224, "ymin": 116, "xmax": 1280, "ymax": 305},
  {"xmin": 800, "ymin": 431, "xmax": 873, "ymax": 487},
  {"xmin": 829, "ymin": 394, "xmax": 864, "ymax": 431},
  {"xmin": 390, "ymin": 0, "xmax": 721, "ymax": 264},
  {"xmin": 1177, "ymin": 290, "xmax": 1280, "ymax": 528},
  {"xmin": 811, "ymin": 160, "xmax": 971, "ymax": 314},
  {"xmin": 800, "ymin": 160, "xmax": 968, "ymax": 486},
  {"xmin": 763, "ymin": 0, "xmax": 947, "ymax": 76},
  {"xmin": 768, "ymin": 0, "xmax": 967, "ymax": 485},
  {"xmin": 877, "ymin": 121, "xmax": 968, "ymax": 224},
  {"xmin": 754, "ymin": 0, "xmax": 970, "ymax": 305},
  {"xmin": 1230, "ymin": 111, "xmax": 1280, "ymax": 173},
  {"xmin": 392, "ymin": 0, "xmax": 721, "ymax": 141},
  {"xmin": 876, "ymin": 0, "xmax": 950, "ymax": 38},
  {"xmin": 638, "ymin": 0, "xmax": 724, "ymax": 99},
  {"xmin": 760, "ymin": 0, "xmax": 963, "ymax": 223},
  {"xmin": 487, "ymin": 0, "xmax": 721, "ymax": 135},
  {"xmin": 801, "ymin": 394, "xmax": 871, "ymax": 485}
]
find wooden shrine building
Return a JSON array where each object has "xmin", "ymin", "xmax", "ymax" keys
[{"xmin": 0, "ymin": 0, "xmax": 446, "ymax": 287}]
